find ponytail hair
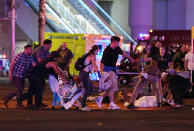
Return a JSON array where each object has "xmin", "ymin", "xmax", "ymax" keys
[{"xmin": 88, "ymin": 45, "xmax": 99, "ymax": 55}]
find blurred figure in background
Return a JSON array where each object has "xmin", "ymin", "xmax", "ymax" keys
[
  {"xmin": 185, "ymin": 46, "xmax": 194, "ymax": 97},
  {"xmin": 148, "ymin": 41, "xmax": 161, "ymax": 61},
  {"xmin": 158, "ymin": 46, "xmax": 171, "ymax": 72},
  {"xmin": 57, "ymin": 42, "xmax": 73, "ymax": 78},
  {"xmin": 172, "ymin": 44, "xmax": 187, "ymax": 71}
]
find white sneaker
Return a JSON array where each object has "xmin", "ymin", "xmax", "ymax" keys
[
  {"xmin": 124, "ymin": 102, "xmax": 129, "ymax": 107},
  {"xmin": 81, "ymin": 106, "xmax": 92, "ymax": 111},
  {"xmin": 74, "ymin": 100, "xmax": 82, "ymax": 107},
  {"xmin": 175, "ymin": 104, "xmax": 184, "ymax": 108},
  {"xmin": 109, "ymin": 103, "xmax": 120, "ymax": 109},
  {"xmin": 95, "ymin": 96, "xmax": 103, "ymax": 108}
]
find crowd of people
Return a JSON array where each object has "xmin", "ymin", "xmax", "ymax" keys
[
  {"xmin": 3, "ymin": 36, "xmax": 194, "ymax": 111},
  {"xmin": 127, "ymin": 41, "xmax": 193, "ymax": 108}
]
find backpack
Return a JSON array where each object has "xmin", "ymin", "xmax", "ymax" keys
[{"xmin": 75, "ymin": 53, "xmax": 91, "ymax": 71}]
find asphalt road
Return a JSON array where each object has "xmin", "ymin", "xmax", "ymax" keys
[
  {"xmin": 0, "ymin": 82, "xmax": 194, "ymax": 130},
  {"xmin": 0, "ymin": 108, "xmax": 194, "ymax": 130}
]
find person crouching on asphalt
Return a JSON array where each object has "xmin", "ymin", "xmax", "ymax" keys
[
  {"xmin": 127, "ymin": 60, "xmax": 161, "ymax": 109},
  {"xmin": 167, "ymin": 70, "xmax": 192, "ymax": 108}
]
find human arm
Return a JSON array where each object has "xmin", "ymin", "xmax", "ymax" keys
[
  {"xmin": 144, "ymin": 54, "xmax": 152, "ymax": 62},
  {"xmin": 37, "ymin": 58, "xmax": 43, "ymax": 63},
  {"xmin": 172, "ymin": 52, "xmax": 180, "ymax": 69},
  {"xmin": 91, "ymin": 55, "xmax": 98, "ymax": 72},
  {"xmin": 32, "ymin": 62, "xmax": 36, "ymax": 67},
  {"xmin": 184, "ymin": 54, "xmax": 188, "ymax": 71},
  {"xmin": 46, "ymin": 62, "xmax": 67, "ymax": 83},
  {"xmin": 100, "ymin": 63, "xmax": 104, "ymax": 75},
  {"xmin": 56, "ymin": 46, "xmax": 62, "ymax": 52},
  {"xmin": 8, "ymin": 60, "xmax": 15, "ymax": 80},
  {"xmin": 184, "ymin": 59, "xmax": 188, "ymax": 71},
  {"xmin": 67, "ymin": 50, "xmax": 73, "ymax": 67},
  {"xmin": 67, "ymin": 58, "xmax": 72, "ymax": 67},
  {"xmin": 9, "ymin": 54, "xmax": 21, "ymax": 80},
  {"xmin": 122, "ymin": 51, "xmax": 134, "ymax": 63},
  {"xmin": 158, "ymin": 77, "xmax": 163, "ymax": 98}
]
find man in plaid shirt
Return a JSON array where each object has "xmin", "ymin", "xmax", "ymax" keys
[{"xmin": 4, "ymin": 45, "xmax": 33, "ymax": 108}]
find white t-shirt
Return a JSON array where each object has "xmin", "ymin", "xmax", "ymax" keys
[{"xmin": 185, "ymin": 52, "xmax": 194, "ymax": 70}]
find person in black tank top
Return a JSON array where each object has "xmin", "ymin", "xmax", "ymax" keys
[{"xmin": 79, "ymin": 45, "xmax": 99, "ymax": 111}]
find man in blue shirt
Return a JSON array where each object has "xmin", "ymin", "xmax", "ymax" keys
[
  {"xmin": 32, "ymin": 39, "xmax": 52, "ymax": 66},
  {"xmin": 30, "ymin": 39, "xmax": 52, "ymax": 107}
]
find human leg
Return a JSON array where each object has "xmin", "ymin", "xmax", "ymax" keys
[
  {"xmin": 158, "ymin": 78, "xmax": 163, "ymax": 99},
  {"xmin": 108, "ymin": 71, "xmax": 120, "ymax": 109},
  {"xmin": 49, "ymin": 75, "xmax": 60, "ymax": 108},
  {"xmin": 171, "ymin": 88, "xmax": 183, "ymax": 106},
  {"xmin": 24, "ymin": 76, "xmax": 37, "ymax": 106},
  {"xmin": 14, "ymin": 77, "xmax": 25, "ymax": 107},
  {"xmin": 148, "ymin": 76, "xmax": 161, "ymax": 107},
  {"xmin": 35, "ymin": 79, "xmax": 45, "ymax": 107},
  {"xmin": 39, "ymin": 77, "xmax": 47, "ymax": 107},
  {"xmin": 79, "ymin": 71, "xmax": 92, "ymax": 111},
  {"xmin": 52, "ymin": 92, "xmax": 60, "ymax": 106},
  {"xmin": 129, "ymin": 79, "xmax": 144, "ymax": 104},
  {"xmin": 95, "ymin": 90, "xmax": 109, "ymax": 108},
  {"xmin": 127, "ymin": 79, "xmax": 145, "ymax": 108},
  {"xmin": 151, "ymin": 82, "xmax": 161, "ymax": 107},
  {"xmin": 96, "ymin": 72, "xmax": 112, "ymax": 108},
  {"xmin": 4, "ymin": 77, "xmax": 25, "ymax": 107}
]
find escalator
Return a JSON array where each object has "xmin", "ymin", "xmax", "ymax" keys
[{"xmin": 24, "ymin": 0, "xmax": 136, "ymax": 44}]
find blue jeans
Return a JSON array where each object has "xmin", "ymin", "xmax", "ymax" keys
[
  {"xmin": 130, "ymin": 75, "xmax": 160, "ymax": 104},
  {"xmin": 52, "ymin": 92, "xmax": 60, "ymax": 106}
]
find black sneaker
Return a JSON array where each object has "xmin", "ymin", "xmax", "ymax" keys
[
  {"xmin": 51, "ymin": 106, "xmax": 55, "ymax": 109},
  {"xmin": 26, "ymin": 104, "xmax": 34, "ymax": 108},
  {"xmin": 40, "ymin": 103, "xmax": 48, "ymax": 107},
  {"xmin": 127, "ymin": 103, "xmax": 135, "ymax": 109},
  {"xmin": 157, "ymin": 102, "xmax": 161, "ymax": 107},
  {"xmin": 16, "ymin": 104, "xmax": 24, "ymax": 109},
  {"xmin": 3, "ymin": 97, "xmax": 8, "ymax": 108}
]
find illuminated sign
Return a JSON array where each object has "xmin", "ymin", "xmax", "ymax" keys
[{"xmin": 138, "ymin": 33, "xmax": 150, "ymax": 40}]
